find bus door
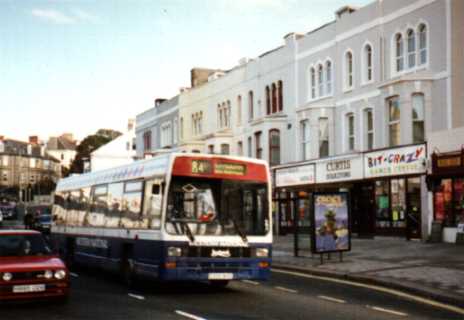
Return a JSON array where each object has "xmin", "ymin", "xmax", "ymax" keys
[{"xmin": 143, "ymin": 179, "xmax": 164, "ymax": 229}]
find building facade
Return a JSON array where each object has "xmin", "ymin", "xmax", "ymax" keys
[
  {"xmin": 0, "ymin": 137, "xmax": 61, "ymax": 201},
  {"xmin": 135, "ymin": 0, "xmax": 463, "ymax": 242}
]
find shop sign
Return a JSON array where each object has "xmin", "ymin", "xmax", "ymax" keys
[
  {"xmin": 316, "ymin": 156, "xmax": 363, "ymax": 183},
  {"xmin": 275, "ymin": 164, "xmax": 315, "ymax": 187},
  {"xmin": 311, "ymin": 192, "xmax": 351, "ymax": 254},
  {"xmin": 364, "ymin": 144, "xmax": 426, "ymax": 178}
]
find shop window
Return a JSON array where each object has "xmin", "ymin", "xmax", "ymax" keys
[
  {"xmin": 318, "ymin": 117, "xmax": 329, "ymax": 157},
  {"xmin": 375, "ymin": 180, "xmax": 390, "ymax": 229},
  {"xmin": 390, "ymin": 179, "xmax": 406, "ymax": 228},
  {"xmin": 269, "ymin": 129, "xmax": 280, "ymax": 166},
  {"xmin": 387, "ymin": 96, "xmax": 400, "ymax": 146},
  {"xmin": 435, "ymin": 178, "xmax": 464, "ymax": 227},
  {"xmin": 412, "ymin": 93, "xmax": 425, "ymax": 143}
]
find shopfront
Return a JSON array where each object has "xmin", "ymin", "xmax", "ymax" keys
[
  {"xmin": 273, "ymin": 154, "xmax": 364, "ymax": 236},
  {"xmin": 430, "ymin": 150, "xmax": 464, "ymax": 243},
  {"xmin": 364, "ymin": 144, "xmax": 427, "ymax": 239},
  {"xmin": 274, "ymin": 163, "xmax": 315, "ymax": 235}
]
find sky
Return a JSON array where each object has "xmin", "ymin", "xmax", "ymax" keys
[{"xmin": 0, "ymin": 0, "xmax": 371, "ymax": 142}]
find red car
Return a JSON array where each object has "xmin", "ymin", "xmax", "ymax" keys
[{"xmin": 0, "ymin": 230, "xmax": 69, "ymax": 301}]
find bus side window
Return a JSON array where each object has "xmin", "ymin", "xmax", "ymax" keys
[{"xmin": 143, "ymin": 180, "xmax": 163, "ymax": 229}]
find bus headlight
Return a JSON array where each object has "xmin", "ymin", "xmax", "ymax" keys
[
  {"xmin": 2, "ymin": 272, "xmax": 12, "ymax": 281},
  {"xmin": 167, "ymin": 247, "xmax": 182, "ymax": 257},
  {"xmin": 54, "ymin": 270, "xmax": 66, "ymax": 280},
  {"xmin": 255, "ymin": 248, "xmax": 269, "ymax": 257}
]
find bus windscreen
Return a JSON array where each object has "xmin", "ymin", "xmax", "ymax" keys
[{"xmin": 165, "ymin": 177, "xmax": 269, "ymax": 237}]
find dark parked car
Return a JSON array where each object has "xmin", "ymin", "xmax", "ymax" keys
[
  {"xmin": 0, "ymin": 230, "xmax": 70, "ymax": 301},
  {"xmin": 33, "ymin": 215, "xmax": 52, "ymax": 234},
  {"xmin": 0, "ymin": 203, "xmax": 17, "ymax": 220}
]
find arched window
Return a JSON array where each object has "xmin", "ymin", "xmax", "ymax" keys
[
  {"xmin": 345, "ymin": 51, "xmax": 353, "ymax": 89},
  {"xmin": 407, "ymin": 29, "xmax": 416, "ymax": 68},
  {"xmin": 418, "ymin": 24, "xmax": 427, "ymax": 65},
  {"xmin": 395, "ymin": 33, "xmax": 404, "ymax": 72},
  {"xmin": 278, "ymin": 80, "xmax": 283, "ymax": 112},
  {"xmin": 237, "ymin": 95, "xmax": 242, "ymax": 126},
  {"xmin": 326, "ymin": 61, "xmax": 332, "ymax": 95},
  {"xmin": 248, "ymin": 91, "xmax": 254, "ymax": 120},
  {"xmin": 265, "ymin": 86, "xmax": 270, "ymax": 115},
  {"xmin": 363, "ymin": 44, "xmax": 373, "ymax": 82},
  {"xmin": 217, "ymin": 104, "xmax": 222, "ymax": 129},
  {"xmin": 269, "ymin": 129, "xmax": 280, "ymax": 166},
  {"xmin": 318, "ymin": 64, "xmax": 324, "ymax": 97},
  {"xmin": 364, "ymin": 109, "xmax": 374, "ymax": 150},
  {"xmin": 220, "ymin": 143, "xmax": 230, "ymax": 155},
  {"xmin": 180, "ymin": 117, "xmax": 184, "ymax": 140},
  {"xmin": 346, "ymin": 113, "xmax": 355, "ymax": 151},
  {"xmin": 271, "ymin": 83, "xmax": 277, "ymax": 113},
  {"xmin": 310, "ymin": 67, "xmax": 316, "ymax": 99},
  {"xmin": 412, "ymin": 93, "xmax": 425, "ymax": 143}
]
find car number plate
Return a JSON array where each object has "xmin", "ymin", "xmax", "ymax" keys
[
  {"xmin": 13, "ymin": 284, "xmax": 46, "ymax": 293},
  {"xmin": 208, "ymin": 273, "xmax": 233, "ymax": 280}
]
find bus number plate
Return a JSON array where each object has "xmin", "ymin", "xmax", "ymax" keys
[{"xmin": 208, "ymin": 273, "xmax": 233, "ymax": 280}]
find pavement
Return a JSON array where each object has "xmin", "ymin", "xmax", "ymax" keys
[{"xmin": 272, "ymin": 234, "xmax": 464, "ymax": 308}]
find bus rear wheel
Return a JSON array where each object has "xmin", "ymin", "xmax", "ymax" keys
[{"xmin": 209, "ymin": 280, "xmax": 229, "ymax": 288}]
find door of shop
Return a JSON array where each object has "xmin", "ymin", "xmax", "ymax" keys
[
  {"xmin": 356, "ymin": 183, "xmax": 375, "ymax": 238},
  {"xmin": 406, "ymin": 177, "xmax": 422, "ymax": 240}
]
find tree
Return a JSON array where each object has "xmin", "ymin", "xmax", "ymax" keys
[{"xmin": 69, "ymin": 129, "xmax": 122, "ymax": 174}]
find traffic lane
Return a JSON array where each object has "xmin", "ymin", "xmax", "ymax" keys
[
  {"xmin": 0, "ymin": 272, "xmax": 179, "ymax": 320},
  {"xmin": 0, "ymin": 270, "xmax": 395, "ymax": 320},
  {"xmin": 267, "ymin": 269, "xmax": 463, "ymax": 320}
]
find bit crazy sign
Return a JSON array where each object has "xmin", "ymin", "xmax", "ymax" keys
[{"xmin": 364, "ymin": 144, "xmax": 426, "ymax": 178}]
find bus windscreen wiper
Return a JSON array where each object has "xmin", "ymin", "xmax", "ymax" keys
[
  {"xmin": 231, "ymin": 217, "xmax": 248, "ymax": 244},
  {"xmin": 172, "ymin": 209, "xmax": 195, "ymax": 242}
]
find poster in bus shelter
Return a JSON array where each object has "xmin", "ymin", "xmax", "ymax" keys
[{"xmin": 311, "ymin": 192, "xmax": 351, "ymax": 254}]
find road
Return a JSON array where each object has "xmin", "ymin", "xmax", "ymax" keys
[{"xmin": 0, "ymin": 267, "xmax": 461, "ymax": 320}]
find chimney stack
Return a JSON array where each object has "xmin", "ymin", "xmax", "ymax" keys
[{"xmin": 29, "ymin": 136, "xmax": 39, "ymax": 145}]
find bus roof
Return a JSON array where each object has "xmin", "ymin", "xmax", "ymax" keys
[{"xmin": 56, "ymin": 153, "xmax": 268, "ymax": 192}]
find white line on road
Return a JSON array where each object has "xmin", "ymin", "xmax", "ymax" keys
[
  {"xmin": 317, "ymin": 295, "xmax": 347, "ymax": 304},
  {"xmin": 274, "ymin": 286, "xmax": 298, "ymax": 294},
  {"xmin": 70, "ymin": 272, "xmax": 79, "ymax": 278},
  {"xmin": 175, "ymin": 310, "xmax": 207, "ymax": 320},
  {"xmin": 242, "ymin": 280, "xmax": 260, "ymax": 286},
  {"xmin": 128, "ymin": 293, "xmax": 145, "ymax": 300},
  {"xmin": 272, "ymin": 268, "xmax": 464, "ymax": 316},
  {"xmin": 366, "ymin": 305, "xmax": 408, "ymax": 317}
]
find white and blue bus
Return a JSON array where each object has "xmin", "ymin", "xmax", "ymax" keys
[{"xmin": 51, "ymin": 153, "xmax": 272, "ymax": 286}]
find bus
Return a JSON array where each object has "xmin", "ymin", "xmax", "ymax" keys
[{"xmin": 51, "ymin": 153, "xmax": 272, "ymax": 286}]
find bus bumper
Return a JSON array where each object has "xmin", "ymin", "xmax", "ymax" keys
[{"xmin": 159, "ymin": 259, "xmax": 272, "ymax": 281}]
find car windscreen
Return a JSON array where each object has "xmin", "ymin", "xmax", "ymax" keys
[
  {"xmin": 165, "ymin": 177, "xmax": 270, "ymax": 236},
  {"xmin": 0, "ymin": 234, "xmax": 51, "ymax": 257}
]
